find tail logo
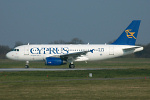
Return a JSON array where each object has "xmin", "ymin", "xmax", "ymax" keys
[{"xmin": 125, "ymin": 29, "xmax": 136, "ymax": 39}]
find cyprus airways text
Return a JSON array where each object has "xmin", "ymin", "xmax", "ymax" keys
[{"xmin": 30, "ymin": 47, "xmax": 104, "ymax": 54}]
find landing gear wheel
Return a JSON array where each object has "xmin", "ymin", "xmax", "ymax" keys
[
  {"xmin": 25, "ymin": 61, "xmax": 29, "ymax": 68},
  {"xmin": 69, "ymin": 64, "xmax": 75, "ymax": 68},
  {"xmin": 25, "ymin": 65, "xmax": 29, "ymax": 68}
]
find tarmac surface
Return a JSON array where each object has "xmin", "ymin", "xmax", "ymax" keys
[{"xmin": 0, "ymin": 68, "xmax": 127, "ymax": 72}]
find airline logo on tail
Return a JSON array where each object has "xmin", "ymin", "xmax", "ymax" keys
[
  {"xmin": 112, "ymin": 20, "xmax": 140, "ymax": 45},
  {"xmin": 125, "ymin": 29, "xmax": 136, "ymax": 39}
]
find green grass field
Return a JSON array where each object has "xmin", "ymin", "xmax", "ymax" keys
[
  {"xmin": 0, "ymin": 58, "xmax": 150, "ymax": 69},
  {"xmin": 0, "ymin": 58, "xmax": 150, "ymax": 100}
]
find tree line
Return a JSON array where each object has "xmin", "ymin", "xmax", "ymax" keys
[{"xmin": 0, "ymin": 38, "xmax": 150, "ymax": 59}]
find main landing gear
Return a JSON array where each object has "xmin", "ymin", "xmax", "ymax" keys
[
  {"xmin": 25, "ymin": 61, "xmax": 29, "ymax": 68},
  {"xmin": 69, "ymin": 62, "xmax": 75, "ymax": 68},
  {"xmin": 24, "ymin": 61, "xmax": 75, "ymax": 69}
]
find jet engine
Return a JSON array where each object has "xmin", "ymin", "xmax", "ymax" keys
[{"xmin": 45, "ymin": 57, "xmax": 67, "ymax": 66}]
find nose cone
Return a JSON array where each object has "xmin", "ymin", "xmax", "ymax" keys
[{"xmin": 6, "ymin": 52, "xmax": 13, "ymax": 59}]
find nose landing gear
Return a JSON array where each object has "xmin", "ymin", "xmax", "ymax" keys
[
  {"xmin": 25, "ymin": 61, "xmax": 29, "ymax": 68},
  {"xmin": 69, "ymin": 62, "xmax": 75, "ymax": 68}
]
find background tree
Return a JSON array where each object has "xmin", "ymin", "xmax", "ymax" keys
[
  {"xmin": 49, "ymin": 40, "xmax": 66, "ymax": 44},
  {"xmin": 0, "ymin": 45, "xmax": 10, "ymax": 59},
  {"xmin": 68, "ymin": 38, "xmax": 84, "ymax": 44},
  {"xmin": 135, "ymin": 43, "xmax": 150, "ymax": 58}
]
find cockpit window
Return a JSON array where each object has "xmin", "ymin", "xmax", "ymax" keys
[{"xmin": 13, "ymin": 49, "xmax": 19, "ymax": 51}]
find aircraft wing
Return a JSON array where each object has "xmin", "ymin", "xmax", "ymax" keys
[{"xmin": 60, "ymin": 51, "xmax": 89, "ymax": 62}]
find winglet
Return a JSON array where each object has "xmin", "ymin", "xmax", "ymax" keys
[{"xmin": 112, "ymin": 20, "xmax": 141, "ymax": 45}]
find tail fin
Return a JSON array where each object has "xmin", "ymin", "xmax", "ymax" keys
[{"xmin": 112, "ymin": 20, "xmax": 141, "ymax": 45}]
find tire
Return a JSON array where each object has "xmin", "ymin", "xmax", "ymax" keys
[
  {"xmin": 69, "ymin": 64, "xmax": 75, "ymax": 68},
  {"xmin": 25, "ymin": 65, "xmax": 29, "ymax": 68}
]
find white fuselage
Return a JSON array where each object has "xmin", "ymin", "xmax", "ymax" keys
[
  {"xmin": 6, "ymin": 44, "xmax": 143, "ymax": 62},
  {"xmin": 5, "ymin": 20, "xmax": 143, "ymax": 68}
]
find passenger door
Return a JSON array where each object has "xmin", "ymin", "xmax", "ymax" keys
[{"xmin": 24, "ymin": 45, "xmax": 29, "ymax": 55}]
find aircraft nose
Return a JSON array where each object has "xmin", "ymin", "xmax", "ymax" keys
[{"xmin": 6, "ymin": 52, "xmax": 13, "ymax": 59}]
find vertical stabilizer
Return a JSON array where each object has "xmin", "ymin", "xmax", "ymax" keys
[{"xmin": 112, "ymin": 20, "xmax": 141, "ymax": 45}]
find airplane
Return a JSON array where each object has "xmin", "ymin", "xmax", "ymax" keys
[{"xmin": 6, "ymin": 20, "xmax": 143, "ymax": 68}]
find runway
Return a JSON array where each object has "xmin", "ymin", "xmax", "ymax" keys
[{"xmin": 0, "ymin": 68, "xmax": 127, "ymax": 72}]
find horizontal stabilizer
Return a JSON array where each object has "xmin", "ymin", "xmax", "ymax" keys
[{"xmin": 122, "ymin": 46, "xmax": 143, "ymax": 53}]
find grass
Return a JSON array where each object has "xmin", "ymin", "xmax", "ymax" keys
[
  {"xmin": 0, "ymin": 58, "xmax": 150, "ymax": 100},
  {"xmin": 0, "ymin": 80, "xmax": 150, "ymax": 100},
  {"xmin": 0, "ymin": 58, "xmax": 150, "ymax": 69},
  {"xmin": 0, "ymin": 69, "xmax": 150, "ymax": 82}
]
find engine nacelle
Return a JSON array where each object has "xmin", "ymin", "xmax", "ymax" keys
[{"xmin": 45, "ymin": 57, "xmax": 67, "ymax": 66}]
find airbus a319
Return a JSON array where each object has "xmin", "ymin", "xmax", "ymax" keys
[{"xmin": 6, "ymin": 20, "xmax": 143, "ymax": 68}]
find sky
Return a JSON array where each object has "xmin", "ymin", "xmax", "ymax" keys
[{"xmin": 0, "ymin": 0, "xmax": 150, "ymax": 48}]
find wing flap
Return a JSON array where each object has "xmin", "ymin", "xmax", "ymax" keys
[{"xmin": 60, "ymin": 51, "xmax": 89, "ymax": 61}]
